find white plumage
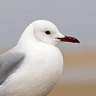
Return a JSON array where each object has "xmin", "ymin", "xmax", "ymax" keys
[{"xmin": 0, "ymin": 20, "xmax": 79, "ymax": 96}]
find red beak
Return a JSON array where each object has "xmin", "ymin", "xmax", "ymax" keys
[{"xmin": 58, "ymin": 36, "xmax": 80, "ymax": 43}]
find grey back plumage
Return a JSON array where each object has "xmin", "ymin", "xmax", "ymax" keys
[{"xmin": 0, "ymin": 50, "xmax": 25, "ymax": 85}]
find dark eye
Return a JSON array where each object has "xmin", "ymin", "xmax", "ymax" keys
[{"xmin": 45, "ymin": 31, "xmax": 51, "ymax": 35}]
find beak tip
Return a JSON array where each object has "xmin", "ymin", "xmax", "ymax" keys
[
  {"xmin": 74, "ymin": 39, "xmax": 80, "ymax": 43},
  {"xmin": 78, "ymin": 40, "xmax": 80, "ymax": 43}
]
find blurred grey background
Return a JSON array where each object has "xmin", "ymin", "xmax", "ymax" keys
[
  {"xmin": 0, "ymin": 0, "xmax": 96, "ymax": 49},
  {"xmin": 0, "ymin": 1, "xmax": 96, "ymax": 96}
]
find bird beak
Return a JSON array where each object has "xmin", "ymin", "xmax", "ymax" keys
[{"xmin": 58, "ymin": 36, "xmax": 80, "ymax": 43}]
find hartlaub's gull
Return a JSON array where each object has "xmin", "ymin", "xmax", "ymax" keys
[{"xmin": 0, "ymin": 20, "xmax": 80, "ymax": 96}]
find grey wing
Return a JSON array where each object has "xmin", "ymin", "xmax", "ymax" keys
[{"xmin": 0, "ymin": 50, "xmax": 25, "ymax": 85}]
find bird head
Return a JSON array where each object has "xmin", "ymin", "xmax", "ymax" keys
[{"xmin": 19, "ymin": 20, "xmax": 80, "ymax": 46}]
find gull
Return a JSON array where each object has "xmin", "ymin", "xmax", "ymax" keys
[{"xmin": 0, "ymin": 20, "xmax": 80, "ymax": 96}]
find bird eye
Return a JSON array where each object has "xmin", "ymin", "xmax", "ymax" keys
[{"xmin": 45, "ymin": 31, "xmax": 51, "ymax": 35}]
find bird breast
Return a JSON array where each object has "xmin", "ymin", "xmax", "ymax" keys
[{"xmin": 4, "ymin": 44, "xmax": 64, "ymax": 96}]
